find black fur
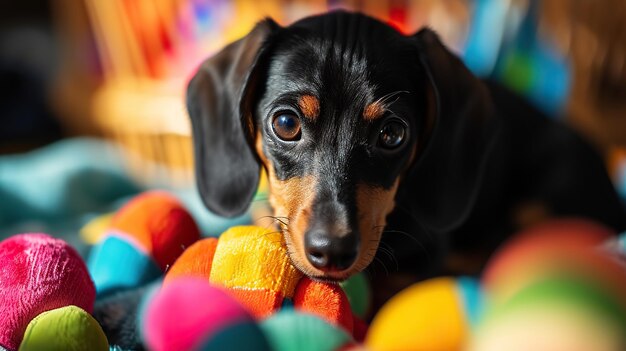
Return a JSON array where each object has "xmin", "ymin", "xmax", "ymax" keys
[{"xmin": 187, "ymin": 12, "xmax": 626, "ymax": 280}]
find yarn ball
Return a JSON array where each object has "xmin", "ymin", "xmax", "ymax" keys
[
  {"xmin": 164, "ymin": 226, "xmax": 302, "ymax": 319},
  {"xmin": 366, "ymin": 276, "xmax": 483, "ymax": 351},
  {"xmin": 293, "ymin": 277, "xmax": 354, "ymax": 333},
  {"xmin": 107, "ymin": 191, "xmax": 200, "ymax": 270},
  {"xmin": 0, "ymin": 233, "xmax": 95, "ymax": 351},
  {"xmin": 469, "ymin": 276, "xmax": 626, "ymax": 351},
  {"xmin": 196, "ymin": 320, "xmax": 270, "ymax": 351},
  {"xmin": 473, "ymin": 219, "xmax": 626, "ymax": 351},
  {"xmin": 19, "ymin": 305, "xmax": 108, "ymax": 351},
  {"xmin": 162, "ymin": 237, "xmax": 218, "ymax": 285},
  {"xmin": 87, "ymin": 235, "xmax": 161, "ymax": 297},
  {"xmin": 141, "ymin": 277, "xmax": 267, "ymax": 351},
  {"xmin": 483, "ymin": 218, "xmax": 620, "ymax": 302},
  {"xmin": 162, "ymin": 226, "xmax": 354, "ymax": 332},
  {"xmin": 260, "ymin": 310, "xmax": 352, "ymax": 351},
  {"xmin": 87, "ymin": 191, "xmax": 200, "ymax": 296},
  {"xmin": 340, "ymin": 272, "xmax": 372, "ymax": 319}
]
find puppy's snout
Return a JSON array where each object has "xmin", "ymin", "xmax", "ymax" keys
[{"xmin": 304, "ymin": 229, "xmax": 358, "ymax": 272}]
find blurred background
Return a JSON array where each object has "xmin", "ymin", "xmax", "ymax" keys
[
  {"xmin": 1, "ymin": 0, "xmax": 626, "ymax": 247},
  {"xmin": 3, "ymin": 2, "xmax": 626, "ymax": 348}
]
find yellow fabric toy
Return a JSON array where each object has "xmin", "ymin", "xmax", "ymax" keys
[{"xmin": 164, "ymin": 226, "xmax": 354, "ymax": 334}]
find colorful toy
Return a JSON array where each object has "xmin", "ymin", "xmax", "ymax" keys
[
  {"xmin": 469, "ymin": 276, "xmax": 626, "ymax": 351},
  {"xmin": 340, "ymin": 272, "xmax": 372, "ymax": 319},
  {"xmin": 260, "ymin": 310, "xmax": 353, "ymax": 351},
  {"xmin": 163, "ymin": 225, "xmax": 355, "ymax": 333},
  {"xmin": 87, "ymin": 191, "xmax": 200, "ymax": 296},
  {"xmin": 140, "ymin": 277, "xmax": 270, "ymax": 351},
  {"xmin": 469, "ymin": 219, "xmax": 626, "ymax": 351},
  {"xmin": 0, "ymin": 233, "xmax": 105, "ymax": 351},
  {"xmin": 482, "ymin": 218, "xmax": 619, "ymax": 302},
  {"xmin": 19, "ymin": 305, "xmax": 108, "ymax": 351},
  {"xmin": 365, "ymin": 276, "xmax": 483, "ymax": 351}
]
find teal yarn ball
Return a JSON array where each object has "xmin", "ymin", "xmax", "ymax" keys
[{"xmin": 261, "ymin": 310, "xmax": 352, "ymax": 351}]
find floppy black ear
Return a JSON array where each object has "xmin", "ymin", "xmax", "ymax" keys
[
  {"xmin": 187, "ymin": 19, "xmax": 279, "ymax": 217},
  {"xmin": 402, "ymin": 28, "xmax": 501, "ymax": 233}
]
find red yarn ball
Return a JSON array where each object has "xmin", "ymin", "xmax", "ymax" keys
[{"xmin": 0, "ymin": 233, "xmax": 95, "ymax": 350}]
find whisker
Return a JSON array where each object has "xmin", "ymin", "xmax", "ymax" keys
[
  {"xmin": 373, "ymin": 256, "xmax": 389, "ymax": 276},
  {"xmin": 377, "ymin": 241, "xmax": 399, "ymax": 272},
  {"xmin": 376, "ymin": 90, "xmax": 410, "ymax": 106}
]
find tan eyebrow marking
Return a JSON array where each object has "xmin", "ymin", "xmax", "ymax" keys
[
  {"xmin": 363, "ymin": 101, "xmax": 386, "ymax": 121},
  {"xmin": 298, "ymin": 95, "xmax": 320, "ymax": 120}
]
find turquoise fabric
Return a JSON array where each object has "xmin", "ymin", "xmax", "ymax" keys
[
  {"xmin": 0, "ymin": 138, "xmax": 143, "ymax": 253},
  {"xmin": 0, "ymin": 138, "xmax": 256, "ymax": 255},
  {"xmin": 88, "ymin": 235, "xmax": 162, "ymax": 298}
]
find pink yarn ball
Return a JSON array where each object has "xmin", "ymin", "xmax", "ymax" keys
[
  {"xmin": 142, "ymin": 277, "xmax": 254, "ymax": 351},
  {"xmin": 0, "ymin": 233, "xmax": 95, "ymax": 350}
]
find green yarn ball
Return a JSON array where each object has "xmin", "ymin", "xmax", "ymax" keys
[
  {"xmin": 340, "ymin": 272, "xmax": 371, "ymax": 318},
  {"xmin": 19, "ymin": 305, "xmax": 109, "ymax": 351}
]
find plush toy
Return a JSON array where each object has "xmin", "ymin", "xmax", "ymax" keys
[
  {"xmin": 163, "ymin": 225, "xmax": 355, "ymax": 334},
  {"xmin": 140, "ymin": 277, "xmax": 270, "ymax": 351},
  {"xmin": 19, "ymin": 305, "xmax": 108, "ymax": 351},
  {"xmin": 0, "ymin": 233, "xmax": 107, "ymax": 351},
  {"xmin": 470, "ymin": 276, "xmax": 626, "ymax": 351},
  {"xmin": 470, "ymin": 220, "xmax": 626, "ymax": 351},
  {"xmin": 365, "ymin": 276, "xmax": 483, "ymax": 351},
  {"xmin": 482, "ymin": 218, "xmax": 617, "ymax": 302},
  {"xmin": 87, "ymin": 191, "xmax": 200, "ymax": 297},
  {"xmin": 339, "ymin": 273, "xmax": 372, "ymax": 320},
  {"xmin": 260, "ymin": 310, "xmax": 354, "ymax": 351}
]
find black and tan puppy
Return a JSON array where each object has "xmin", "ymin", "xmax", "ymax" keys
[{"xmin": 187, "ymin": 12, "xmax": 626, "ymax": 284}]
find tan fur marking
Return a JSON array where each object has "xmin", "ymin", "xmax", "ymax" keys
[
  {"xmin": 298, "ymin": 95, "xmax": 320, "ymax": 120},
  {"xmin": 363, "ymin": 102, "xmax": 386, "ymax": 121},
  {"xmin": 354, "ymin": 179, "xmax": 400, "ymax": 272},
  {"xmin": 255, "ymin": 130, "xmax": 401, "ymax": 278},
  {"xmin": 255, "ymin": 131, "xmax": 320, "ymax": 275},
  {"xmin": 255, "ymin": 132, "xmax": 269, "ymax": 166}
]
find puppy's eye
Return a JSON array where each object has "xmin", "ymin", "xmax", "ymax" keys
[
  {"xmin": 378, "ymin": 120, "xmax": 406, "ymax": 149},
  {"xmin": 272, "ymin": 113, "xmax": 301, "ymax": 141}
]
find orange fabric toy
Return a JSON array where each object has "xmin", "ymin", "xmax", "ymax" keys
[{"xmin": 164, "ymin": 226, "xmax": 354, "ymax": 334}]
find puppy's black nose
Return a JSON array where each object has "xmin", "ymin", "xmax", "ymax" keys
[{"xmin": 304, "ymin": 230, "xmax": 358, "ymax": 272}]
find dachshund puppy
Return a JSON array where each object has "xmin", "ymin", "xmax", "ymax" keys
[{"xmin": 187, "ymin": 12, "xmax": 626, "ymax": 283}]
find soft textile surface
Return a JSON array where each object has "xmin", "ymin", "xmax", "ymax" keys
[
  {"xmin": 20, "ymin": 305, "xmax": 109, "ymax": 351},
  {"xmin": 0, "ymin": 138, "xmax": 142, "ymax": 254},
  {"xmin": 0, "ymin": 138, "xmax": 252, "ymax": 252},
  {"xmin": 105, "ymin": 191, "xmax": 201, "ymax": 270},
  {"xmin": 260, "ymin": 311, "xmax": 352, "ymax": 351},
  {"xmin": 0, "ymin": 234, "xmax": 95, "ymax": 350},
  {"xmin": 0, "ymin": 138, "xmax": 258, "ymax": 348},
  {"xmin": 142, "ymin": 277, "xmax": 257, "ymax": 351}
]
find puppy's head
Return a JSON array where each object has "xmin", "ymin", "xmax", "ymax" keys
[{"xmin": 188, "ymin": 12, "xmax": 495, "ymax": 281}]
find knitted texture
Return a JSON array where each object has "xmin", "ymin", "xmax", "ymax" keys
[
  {"xmin": 207, "ymin": 226, "xmax": 303, "ymax": 318},
  {"xmin": 0, "ymin": 234, "xmax": 95, "ymax": 350},
  {"xmin": 210, "ymin": 226, "xmax": 302, "ymax": 296},
  {"xmin": 293, "ymin": 277, "xmax": 353, "ymax": 333},
  {"xmin": 164, "ymin": 226, "xmax": 356, "ymax": 324},
  {"xmin": 20, "ymin": 305, "xmax": 109, "ymax": 351}
]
